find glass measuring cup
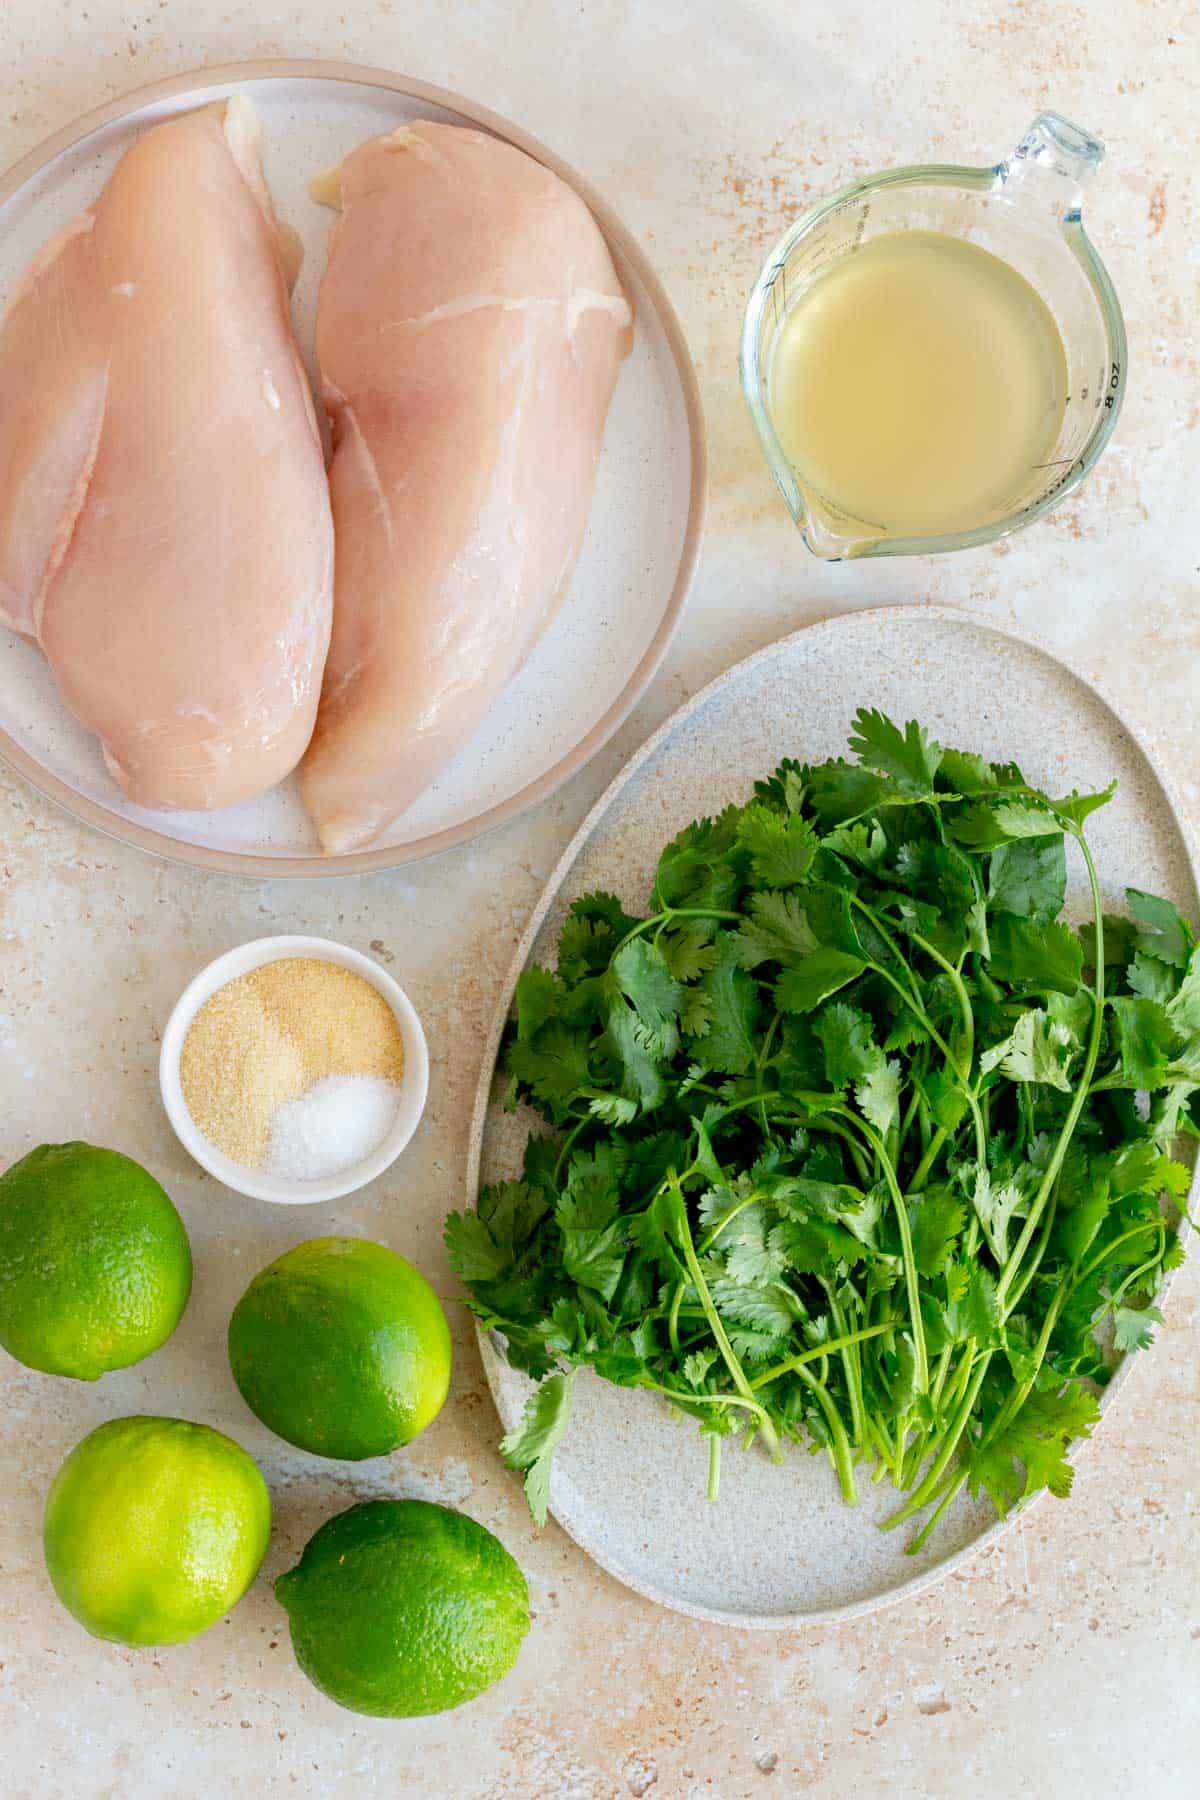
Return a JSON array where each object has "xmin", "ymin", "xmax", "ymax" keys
[{"xmin": 741, "ymin": 113, "xmax": 1126, "ymax": 559}]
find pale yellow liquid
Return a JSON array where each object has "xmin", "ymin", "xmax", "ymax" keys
[{"xmin": 769, "ymin": 230, "xmax": 1068, "ymax": 540}]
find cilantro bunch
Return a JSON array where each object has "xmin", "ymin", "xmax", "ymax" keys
[{"xmin": 446, "ymin": 711, "xmax": 1197, "ymax": 1551}]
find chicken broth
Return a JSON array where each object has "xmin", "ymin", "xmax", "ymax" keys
[{"xmin": 768, "ymin": 230, "xmax": 1069, "ymax": 540}]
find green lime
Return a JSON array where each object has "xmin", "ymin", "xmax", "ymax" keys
[
  {"xmin": 0, "ymin": 1143, "xmax": 192, "ymax": 1380},
  {"xmin": 43, "ymin": 1415, "xmax": 271, "ymax": 1647},
  {"xmin": 276, "ymin": 1499, "xmax": 528, "ymax": 1716},
  {"xmin": 228, "ymin": 1237, "xmax": 452, "ymax": 1460}
]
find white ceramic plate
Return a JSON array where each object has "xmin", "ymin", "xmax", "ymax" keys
[
  {"xmin": 468, "ymin": 605, "xmax": 1200, "ymax": 1626},
  {"xmin": 0, "ymin": 62, "xmax": 704, "ymax": 877}
]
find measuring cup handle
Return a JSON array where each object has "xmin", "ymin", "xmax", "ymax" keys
[{"xmin": 998, "ymin": 112, "xmax": 1105, "ymax": 220}]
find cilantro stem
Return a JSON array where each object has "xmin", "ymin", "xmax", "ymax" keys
[
  {"xmin": 902, "ymin": 1280, "xmax": 1076, "ymax": 1541},
  {"xmin": 900, "ymin": 1342, "xmax": 957, "ymax": 1485},
  {"xmin": 1002, "ymin": 1176, "xmax": 1065, "ymax": 1316},
  {"xmin": 748, "ymin": 1322, "xmax": 892, "ymax": 1389},
  {"xmin": 881, "ymin": 1356, "xmax": 987, "ymax": 1528},
  {"xmin": 997, "ymin": 828, "xmax": 1106, "ymax": 1311},
  {"xmin": 667, "ymin": 1281, "xmax": 685, "ymax": 1357},
  {"xmin": 792, "ymin": 1366, "xmax": 858, "ymax": 1504},
  {"xmin": 909, "ymin": 930, "xmax": 975, "ymax": 1073},
  {"xmin": 907, "ymin": 1125, "xmax": 949, "ymax": 1192},
  {"xmin": 820, "ymin": 1279, "xmax": 866, "ymax": 1445},
  {"xmin": 1092, "ymin": 1234, "xmax": 1167, "ymax": 1316},
  {"xmin": 664, "ymin": 1170, "xmax": 784, "ymax": 1463},
  {"xmin": 904, "ymin": 1469, "xmax": 963, "ymax": 1554},
  {"xmin": 850, "ymin": 896, "xmax": 987, "ymax": 1164},
  {"xmin": 697, "ymin": 1190, "xmax": 764, "ymax": 1254},
  {"xmin": 930, "ymin": 1343, "xmax": 953, "ymax": 1407},
  {"xmin": 708, "ymin": 1434, "xmax": 721, "ymax": 1502},
  {"xmin": 849, "ymin": 899, "xmax": 954, "ymax": 1055},
  {"xmin": 906, "ymin": 930, "xmax": 986, "ymax": 1165},
  {"xmin": 896, "ymin": 1082, "xmax": 923, "ymax": 1167},
  {"xmin": 976, "ymin": 1285, "xmax": 1070, "ymax": 1459},
  {"xmin": 648, "ymin": 1382, "xmax": 774, "ymax": 1430},
  {"xmin": 1076, "ymin": 1221, "xmax": 1165, "ymax": 1285},
  {"xmin": 842, "ymin": 1113, "xmax": 928, "ymax": 1393},
  {"xmin": 614, "ymin": 905, "xmax": 742, "ymax": 960},
  {"xmin": 698, "ymin": 1088, "xmax": 874, "ymax": 1184},
  {"xmin": 553, "ymin": 1117, "xmax": 590, "ymax": 1183},
  {"xmin": 864, "ymin": 1413, "xmax": 902, "ymax": 1483}
]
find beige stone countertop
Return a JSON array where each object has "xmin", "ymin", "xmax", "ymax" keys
[{"xmin": 1, "ymin": 4, "xmax": 1197, "ymax": 1795}]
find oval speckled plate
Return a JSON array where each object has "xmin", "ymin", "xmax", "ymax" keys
[
  {"xmin": 0, "ymin": 61, "xmax": 704, "ymax": 877},
  {"xmin": 468, "ymin": 605, "xmax": 1200, "ymax": 1627}
]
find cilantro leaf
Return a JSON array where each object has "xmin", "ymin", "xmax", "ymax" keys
[
  {"xmin": 556, "ymin": 914, "xmax": 617, "ymax": 985},
  {"xmin": 736, "ymin": 803, "xmax": 819, "ymax": 888},
  {"xmin": 479, "ymin": 1179, "xmax": 552, "ymax": 1263},
  {"xmin": 1111, "ymin": 1304, "xmax": 1165, "ymax": 1353},
  {"xmin": 556, "ymin": 1151, "xmax": 626, "ymax": 1300},
  {"xmin": 803, "ymin": 758, "xmax": 890, "ymax": 825},
  {"xmin": 967, "ymin": 1382, "xmax": 1099, "ymax": 1514},
  {"xmin": 941, "ymin": 1264, "xmax": 1002, "ymax": 1348},
  {"xmin": 709, "ymin": 1274, "xmax": 796, "ymax": 1336},
  {"xmin": 1166, "ymin": 953, "xmax": 1200, "ymax": 1033},
  {"xmin": 769, "ymin": 1216, "xmax": 867, "ymax": 1275},
  {"xmin": 697, "ymin": 1176, "xmax": 754, "ymax": 1235},
  {"xmin": 815, "ymin": 1002, "xmax": 882, "ymax": 1090},
  {"xmin": 713, "ymin": 1202, "xmax": 788, "ymax": 1287},
  {"xmin": 584, "ymin": 1090, "xmax": 639, "ymax": 1126},
  {"xmin": 612, "ymin": 938, "xmax": 683, "ymax": 1055},
  {"xmin": 855, "ymin": 1057, "xmax": 901, "ymax": 1135},
  {"xmin": 444, "ymin": 1207, "xmax": 510, "ymax": 1282},
  {"xmin": 1049, "ymin": 783, "xmax": 1116, "ymax": 827},
  {"xmin": 774, "ymin": 949, "xmax": 867, "ymax": 1016},
  {"xmin": 660, "ymin": 922, "xmax": 719, "ymax": 981},
  {"xmin": 602, "ymin": 999, "xmax": 667, "ymax": 1114},
  {"xmin": 681, "ymin": 1347, "xmax": 718, "ymax": 1390},
  {"xmin": 988, "ymin": 915, "xmax": 1083, "ymax": 994},
  {"xmin": 730, "ymin": 890, "xmax": 818, "ymax": 968},
  {"xmin": 500, "ymin": 1372, "xmax": 575, "ymax": 1526},
  {"xmin": 1081, "ymin": 912, "xmax": 1137, "ymax": 974},
  {"xmin": 981, "ymin": 1007, "xmax": 1074, "ymax": 1090},
  {"xmin": 822, "ymin": 819, "xmax": 888, "ymax": 871},
  {"xmin": 753, "ymin": 757, "xmax": 806, "ymax": 815},
  {"xmin": 1127, "ymin": 887, "xmax": 1194, "ymax": 969},
  {"xmin": 950, "ymin": 801, "xmax": 1064, "ymax": 849},
  {"xmin": 923, "ymin": 1069, "xmax": 969, "ymax": 1133},
  {"xmin": 938, "ymin": 747, "xmax": 1004, "ymax": 794},
  {"xmin": 848, "ymin": 708, "xmax": 943, "ymax": 794},
  {"xmin": 515, "ymin": 966, "xmax": 560, "ymax": 1039},
  {"xmin": 1054, "ymin": 1168, "xmax": 1112, "ymax": 1268},
  {"xmin": 1127, "ymin": 950, "xmax": 1178, "ymax": 1003},
  {"xmin": 1108, "ymin": 996, "xmax": 1179, "ymax": 1089},
  {"xmin": 506, "ymin": 1022, "xmax": 592, "ymax": 1118},
  {"xmin": 988, "ymin": 835, "xmax": 1067, "ymax": 922},
  {"xmin": 969, "ymin": 1167, "xmax": 1028, "ymax": 1265},
  {"xmin": 692, "ymin": 935, "xmax": 761, "ymax": 1073},
  {"xmin": 908, "ymin": 1189, "xmax": 965, "ymax": 1277},
  {"xmin": 654, "ymin": 809, "xmax": 745, "ymax": 910}
]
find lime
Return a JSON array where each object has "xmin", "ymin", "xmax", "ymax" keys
[
  {"xmin": 43, "ymin": 1415, "xmax": 271, "ymax": 1647},
  {"xmin": 0, "ymin": 1143, "xmax": 192, "ymax": 1380},
  {"xmin": 228, "ymin": 1237, "xmax": 452, "ymax": 1460},
  {"xmin": 276, "ymin": 1499, "xmax": 528, "ymax": 1716}
]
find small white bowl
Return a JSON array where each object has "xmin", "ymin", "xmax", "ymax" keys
[{"xmin": 159, "ymin": 935, "xmax": 429, "ymax": 1204}]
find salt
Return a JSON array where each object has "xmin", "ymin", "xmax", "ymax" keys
[{"xmin": 264, "ymin": 1075, "xmax": 401, "ymax": 1182}]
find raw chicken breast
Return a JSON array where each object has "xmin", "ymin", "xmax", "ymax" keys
[
  {"xmin": 0, "ymin": 100, "xmax": 333, "ymax": 811},
  {"xmin": 298, "ymin": 121, "xmax": 633, "ymax": 853}
]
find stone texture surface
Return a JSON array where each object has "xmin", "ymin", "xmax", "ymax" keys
[{"xmin": 0, "ymin": 4, "xmax": 1197, "ymax": 1796}]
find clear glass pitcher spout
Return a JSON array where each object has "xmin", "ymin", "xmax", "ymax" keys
[
  {"xmin": 741, "ymin": 113, "xmax": 1126, "ymax": 560},
  {"xmin": 1001, "ymin": 112, "xmax": 1105, "ymax": 220}
]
